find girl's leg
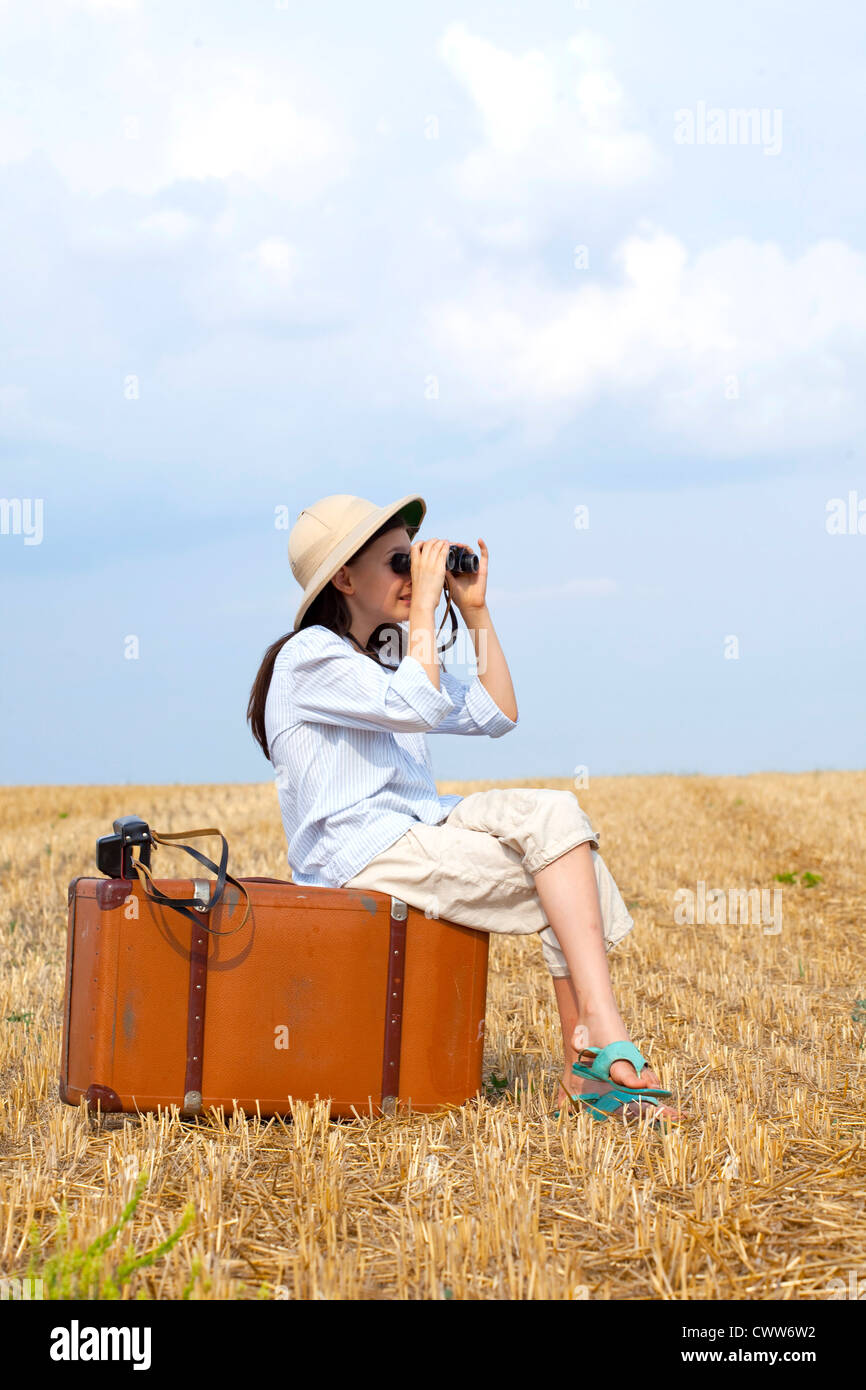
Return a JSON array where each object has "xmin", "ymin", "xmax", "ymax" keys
[{"xmin": 535, "ymin": 843, "xmax": 684, "ymax": 1120}]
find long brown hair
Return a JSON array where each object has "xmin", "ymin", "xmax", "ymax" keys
[{"xmin": 247, "ymin": 513, "xmax": 410, "ymax": 761}]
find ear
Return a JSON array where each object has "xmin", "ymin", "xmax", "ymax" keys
[{"xmin": 331, "ymin": 565, "xmax": 353, "ymax": 597}]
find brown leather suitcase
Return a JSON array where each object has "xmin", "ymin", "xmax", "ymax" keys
[{"xmin": 60, "ymin": 822, "xmax": 489, "ymax": 1120}]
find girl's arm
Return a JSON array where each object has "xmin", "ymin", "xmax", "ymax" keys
[
  {"xmin": 447, "ymin": 538, "xmax": 518, "ymax": 724},
  {"xmin": 458, "ymin": 604, "xmax": 518, "ymax": 723},
  {"xmin": 430, "ymin": 663, "xmax": 517, "ymax": 737},
  {"xmin": 277, "ymin": 627, "xmax": 457, "ymax": 733},
  {"xmin": 406, "ymin": 595, "xmax": 440, "ymax": 692}
]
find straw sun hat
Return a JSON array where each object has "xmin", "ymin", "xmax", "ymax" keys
[{"xmin": 288, "ymin": 493, "xmax": 426, "ymax": 631}]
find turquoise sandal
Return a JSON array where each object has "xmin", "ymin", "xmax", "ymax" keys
[{"xmin": 553, "ymin": 1041, "xmax": 674, "ymax": 1124}]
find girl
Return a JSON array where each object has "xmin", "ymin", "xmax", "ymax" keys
[{"xmin": 247, "ymin": 493, "xmax": 684, "ymax": 1125}]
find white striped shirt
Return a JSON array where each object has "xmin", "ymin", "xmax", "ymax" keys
[{"xmin": 264, "ymin": 623, "xmax": 518, "ymax": 887}]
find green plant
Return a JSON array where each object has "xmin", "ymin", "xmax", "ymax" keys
[
  {"xmin": 484, "ymin": 1071, "xmax": 509, "ymax": 1097},
  {"xmin": 24, "ymin": 1171, "xmax": 195, "ymax": 1300},
  {"xmin": 774, "ymin": 871, "xmax": 822, "ymax": 887},
  {"xmin": 181, "ymin": 1256, "xmax": 211, "ymax": 1299}
]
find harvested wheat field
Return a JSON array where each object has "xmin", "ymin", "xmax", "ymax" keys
[{"xmin": 1, "ymin": 771, "xmax": 864, "ymax": 1302}]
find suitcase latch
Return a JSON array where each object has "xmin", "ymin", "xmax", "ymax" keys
[
  {"xmin": 390, "ymin": 897, "xmax": 408, "ymax": 920},
  {"xmin": 192, "ymin": 879, "xmax": 211, "ymax": 912}
]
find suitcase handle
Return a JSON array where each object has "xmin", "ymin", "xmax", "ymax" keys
[{"xmin": 131, "ymin": 826, "xmax": 251, "ymax": 937}]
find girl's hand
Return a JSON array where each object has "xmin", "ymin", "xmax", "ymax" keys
[
  {"xmin": 409, "ymin": 538, "xmax": 450, "ymax": 612},
  {"xmin": 447, "ymin": 538, "xmax": 488, "ymax": 611}
]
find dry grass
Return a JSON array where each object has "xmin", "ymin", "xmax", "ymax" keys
[{"xmin": 1, "ymin": 772, "xmax": 864, "ymax": 1300}]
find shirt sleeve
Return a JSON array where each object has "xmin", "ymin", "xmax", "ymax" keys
[
  {"xmin": 278, "ymin": 627, "xmax": 458, "ymax": 733},
  {"xmin": 428, "ymin": 667, "xmax": 519, "ymax": 738}
]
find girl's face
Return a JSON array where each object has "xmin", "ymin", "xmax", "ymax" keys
[{"xmin": 331, "ymin": 526, "xmax": 414, "ymax": 641}]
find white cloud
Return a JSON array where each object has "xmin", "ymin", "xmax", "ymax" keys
[
  {"xmin": 423, "ymin": 223, "xmax": 866, "ymax": 453},
  {"xmin": 0, "ymin": 10, "xmax": 860, "ymax": 473},
  {"xmin": 473, "ymin": 216, "xmax": 534, "ymax": 250},
  {"xmin": 438, "ymin": 23, "xmax": 659, "ymax": 202},
  {"xmin": 183, "ymin": 234, "xmax": 303, "ymax": 325},
  {"xmin": 63, "ymin": 0, "xmax": 139, "ymax": 10},
  {"xmin": 246, "ymin": 236, "xmax": 298, "ymax": 282},
  {"xmin": 167, "ymin": 67, "xmax": 342, "ymax": 185},
  {"xmin": 137, "ymin": 209, "xmax": 197, "ymax": 242},
  {"xmin": 0, "ymin": 20, "xmax": 350, "ymax": 199}
]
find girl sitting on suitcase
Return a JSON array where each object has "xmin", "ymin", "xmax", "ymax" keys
[{"xmin": 247, "ymin": 493, "xmax": 683, "ymax": 1125}]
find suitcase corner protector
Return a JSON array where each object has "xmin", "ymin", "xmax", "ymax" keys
[
  {"xmin": 83, "ymin": 1083, "xmax": 123, "ymax": 1112},
  {"xmin": 67, "ymin": 875, "xmax": 87, "ymax": 906},
  {"xmin": 182, "ymin": 1090, "xmax": 203, "ymax": 1116}
]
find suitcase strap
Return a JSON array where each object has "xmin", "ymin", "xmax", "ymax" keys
[{"xmin": 131, "ymin": 826, "xmax": 251, "ymax": 937}]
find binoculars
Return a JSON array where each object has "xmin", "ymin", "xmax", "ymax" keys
[{"xmin": 390, "ymin": 544, "xmax": 478, "ymax": 576}]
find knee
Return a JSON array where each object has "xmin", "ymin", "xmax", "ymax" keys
[
  {"xmin": 532, "ymin": 787, "xmax": 588, "ymax": 821},
  {"xmin": 525, "ymin": 787, "xmax": 579, "ymax": 811},
  {"xmin": 532, "ymin": 788, "xmax": 598, "ymax": 846}
]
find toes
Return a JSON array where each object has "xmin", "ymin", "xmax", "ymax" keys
[
  {"xmin": 610, "ymin": 1060, "xmax": 640, "ymax": 1088},
  {"xmin": 609, "ymin": 1060, "xmax": 661, "ymax": 1090}
]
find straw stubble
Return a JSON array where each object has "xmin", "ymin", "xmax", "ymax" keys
[{"xmin": 0, "ymin": 772, "xmax": 863, "ymax": 1299}]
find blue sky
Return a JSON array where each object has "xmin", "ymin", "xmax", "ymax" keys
[{"xmin": 2, "ymin": 0, "xmax": 865, "ymax": 789}]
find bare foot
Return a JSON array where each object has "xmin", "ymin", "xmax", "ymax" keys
[{"xmin": 555, "ymin": 1013, "xmax": 686, "ymax": 1123}]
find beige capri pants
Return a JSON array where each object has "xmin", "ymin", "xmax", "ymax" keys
[{"xmin": 341, "ymin": 787, "xmax": 635, "ymax": 978}]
